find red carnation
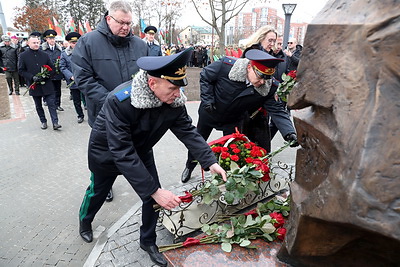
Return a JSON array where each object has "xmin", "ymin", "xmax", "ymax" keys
[
  {"xmin": 221, "ymin": 152, "xmax": 230, "ymax": 159},
  {"xmin": 270, "ymin": 212, "xmax": 285, "ymax": 228},
  {"xmin": 43, "ymin": 65, "xmax": 52, "ymax": 71},
  {"xmin": 179, "ymin": 191, "xmax": 193, "ymax": 203},
  {"xmin": 212, "ymin": 146, "xmax": 222, "ymax": 153},
  {"xmin": 230, "ymin": 155, "xmax": 239, "ymax": 161},
  {"xmin": 232, "ymin": 148, "xmax": 241, "ymax": 154},
  {"xmin": 277, "ymin": 227, "xmax": 287, "ymax": 240},
  {"xmin": 245, "ymin": 157, "xmax": 253, "ymax": 163},
  {"xmin": 183, "ymin": 237, "xmax": 201, "ymax": 247},
  {"xmin": 244, "ymin": 209, "xmax": 258, "ymax": 218},
  {"xmin": 287, "ymin": 70, "xmax": 297, "ymax": 79},
  {"xmin": 261, "ymin": 173, "xmax": 270, "ymax": 182}
]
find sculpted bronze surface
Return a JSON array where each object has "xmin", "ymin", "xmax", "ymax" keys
[{"xmin": 278, "ymin": 0, "xmax": 400, "ymax": 265}]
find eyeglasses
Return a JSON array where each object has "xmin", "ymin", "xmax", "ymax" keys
[
  {"xmin": 109, "ymin": 15, "xmax": 133, "ymax": 27},
  {"xmin": 266, "ymin": 39, "xmax": 276, "ymax": 44},
  {"xmin": 288, "ymin": 42, "xmax": 293, "ymax": 44}
]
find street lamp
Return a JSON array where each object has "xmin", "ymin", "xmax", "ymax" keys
[{"xmin": 282, "ymin": 3, "xmax": 297, "ymax": 50}]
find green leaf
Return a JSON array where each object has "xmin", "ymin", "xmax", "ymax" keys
[
  {"xmin": 229, "ymin": 161, "xmax": 239, "ymax": 170},
  {"xmin": 239, "ymin": 239, "xmax": 251, "ymax": 247},
  {"xmin": 244, "ymin": 215, "xmax": 256, "ymax": 227},
  {"xmin": 226, "ymin": 229, "xmax": 234, "ymax": 238},
  {"xmin": 261, "ymin": 222, "xmax": 276, "ymax": 234},
  {"xmin": 210, "ymin": 223, "xmax": 219, "ymax": 231},
  {"xmin": 211, "ymin": 179, "xmax": 219, "ymax": 186},
  {"xmin": 237, "ymin": 186, "xmax": 247, "ymax": 195},
  {"xmin": 201, "ymin": 224, "xmax": 210, "ymax": 233},
  {"xmin": 263, "ymin": 233, "xmax": 274, "ymax": 241},
  {"xmin": 267, "ymin": 202, "xmax": 275, "ymax": 210},
  {"xmin": 246, "ymin": 182, "xmax": 258, "ymax": 192},
  {"xmin": 238, "ymin": 215, "xmax": 246, "ymax": 225},
  {"xmin": 221, "ymin": 242, "xmax": 232, "ymax": 252},
  {"xmin": 209, "ymin": 184, "xmax": 221, "ymax": 196},
  {"xmin": 224, "ymin": 191, "xmax": 235, "ymax": 204},
  {"xmin": 203, "ymin": 193, "xmax": 213, "ymax": 204},
  {"xmin": 225, "ymin": 177, "xmax": 236, "ymax": 191}
]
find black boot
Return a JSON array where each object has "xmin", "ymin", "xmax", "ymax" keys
[
  {"xmin": 140, "ymin": 243, "xmax": 167, "ymax": 267},
  {"xmin": 79, "ymin": 221, "xmax": 93, "ymax": 243},
  {"xmin": 181, "ymin": 164, "xmax": 196, "ymax": 183},
  {"xmin": 105, "ymin": 188, "xmax": 113, "ymax": 202}
]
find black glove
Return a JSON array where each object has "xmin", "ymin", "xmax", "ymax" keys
[
  {"xmin": 32, "ymin": 76, "xmax": 44, "ymax": 83},
  {"xmin": 285, "ymin": 133, "xmax": 299, "ymax": 147},
  {"xmin": 204, "ymin": 103, "xmax": 216, "ymax": 114}
]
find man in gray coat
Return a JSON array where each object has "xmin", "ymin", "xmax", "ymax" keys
[{"xmin": 72, "ymin": 0, "xmax": 148, "ymax": 201}]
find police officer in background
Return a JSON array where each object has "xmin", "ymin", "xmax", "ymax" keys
[
  {"xmin": 60, "ymin": 32, "xmax": 85, "ymax": 123},
  {"xmin": 78, "ymin": 48, "xmax": 226, "ymax": 266},
  {"xmin": 42, "ymin": 29, "xmax": 64, "ymax": 111},
  {"xmin": 0, "ymin": 35, "xmax": 20, "ymax": 95},
  {"xmin": 143, "ymin": 26, "xmax": 162, "ymax": 56}
]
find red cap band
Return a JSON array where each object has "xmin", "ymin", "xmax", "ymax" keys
[{"xmin": 250, "ymin": 60, "xmax": 276, "ymax": 75}]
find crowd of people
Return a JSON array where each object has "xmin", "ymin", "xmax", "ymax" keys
[{"xmin": 1, "ymin": 1, "xmax": 302, "ymax": 266}]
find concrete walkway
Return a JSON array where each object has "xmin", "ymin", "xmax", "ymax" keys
[{"xmin": 0, "ymin": 85, "xmax": 296, "ymax": 266}]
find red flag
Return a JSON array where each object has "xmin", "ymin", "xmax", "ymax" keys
[
  {"xmin": 78, "ymin": 21, "xmax": 85, "ymax": 35},
  {"xmin": 69, "ymin": 18, "xmax": 76, "ymax": 32},
  {"xmin": 53, "ymin": 17, "xmax": 65, "ymax": 38},
  {"xmin": 85, "ymin": 21, "xmax": 92, "ymax": 32},
  {"xmin": 225, "ymin": 48, "xmax": 232, "ymax": 56},
  {"xmin": 48, "ymin": 18, "xmax": 55, "ymax": 29}
]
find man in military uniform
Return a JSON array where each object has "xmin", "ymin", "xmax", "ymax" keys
[
  {"xmin": 143, "ymin": 26, "xmax": 162, "ymax": 56},
  {"xmin": 60, "ymin": 32, "xmax": 85, "ymax": 123},
  {"xmin": 78, "ymin": 48, "xmax": 226, "ymax": 266},
  {"xmin": 181, "ymin": 49, "xmax": 298, "ymax": 182},
  {"xmin": 0, "ymin": 35, "xmax": 20, "ymax": 95},
  {"xmin": 42, "ymin": 29, "xmax": 64, "ymax": 111}
]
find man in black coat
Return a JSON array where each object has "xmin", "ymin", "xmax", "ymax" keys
[
  {"xmin": 181, "ymin": 49, "xmax": 298, "ymax": 183},
  {"xmin": 78, "ymin": 48, "xmax": 226, "ymax": 267},
  {"xmin": 284, "ymin": 37, "xmax": 302, "ymax": 72},
  {"xmin": 71, "ymin": 0, "xmax": 148, "ymax": 127},
  {"xmin": 18, "ymin": 35, "xmax": 61, "ymax": 130},
  {"xmin": 42, "ymin": 29, "xmax": 64, "ymax": 111},
  {"xmin": 72, "ymin": 0, "xmax": 149, "ymax": 202}
]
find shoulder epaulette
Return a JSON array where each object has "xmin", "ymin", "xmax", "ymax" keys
[
  {"xmin": 222, "ymin": 56, "xmax": 237, "ymax": 66},
  {"xmin": 114, "ymin": 86, "xmax": 132, "ymax": 102}
]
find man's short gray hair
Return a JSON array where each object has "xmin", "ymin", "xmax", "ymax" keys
[{"xmin": 109, "ymin": 0, "xmax": 132, "ymax": 15}]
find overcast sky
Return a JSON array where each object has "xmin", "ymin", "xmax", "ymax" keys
[{"xmin": 1, "ymin": 0, "xmax": 330, "ymax": 30}]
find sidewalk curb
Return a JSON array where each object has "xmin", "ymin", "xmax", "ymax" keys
[
  {"xmin": 0, "ymin": 94, "xmax": 26, "ymax": 124},
  {"xmin": 84, "ymin": 202, "xmax": 143, "ymax": 267}
]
